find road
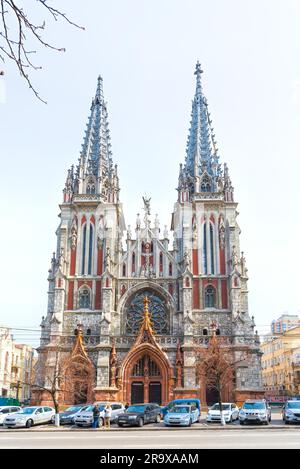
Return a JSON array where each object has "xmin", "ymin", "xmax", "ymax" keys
[{"xmin": 1, "ymin": 428, "xmax": 300, "ymax": 448}]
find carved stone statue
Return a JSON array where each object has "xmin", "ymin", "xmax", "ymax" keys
[{"xmin": 97, "ymin": 215, "xmax": 105, "ymax": 248}]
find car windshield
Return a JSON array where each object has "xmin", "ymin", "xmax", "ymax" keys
[
  {"xmin": 243, "ymin": 402, "xmax": 264, "ymax": 410},
  {"xmin": 211, "ymin": 404, "xmax": 230, "ymax": 411},
  {"xmin": 84, "ymin": 405, "xmax": 105, "ymax": 412},
  {"xmin": 171, "ymin": 406, "xmax": 190, "ymax": 413},
  {"xmin": 287, "ymin": 402, "xmax": 300, "ymax": 409},
  {"xmin": 64, "ymin": 406, "xmax": 83, "ymax": 412},
  {"xmin": 19, "ymin": 408, "xmax": 36, "ymax": 414},
  {"xmin": 126, "ymin": 405, "xmax": 146, "ymax": 413}
]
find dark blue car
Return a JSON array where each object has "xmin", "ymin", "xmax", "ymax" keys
[{"xmin": 161, "ymin": 399, "xmax": 201, "ymax": 418}]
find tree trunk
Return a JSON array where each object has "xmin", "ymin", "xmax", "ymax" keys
[{"xmin": 218, "ymin": 386, "xmax": 226, "ymax": 426}]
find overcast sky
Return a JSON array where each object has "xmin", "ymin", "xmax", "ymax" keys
[{"xmin": 1, "ymin": 0, "xmax": 299, "ymax": 346}]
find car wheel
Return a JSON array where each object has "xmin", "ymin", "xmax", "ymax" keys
[
  {"xmin": 50, "ymin": 416, "xmax": 55, "ymax": 424},
  {"xmin": 138, "ymin": 418, "xmax": 144, "ymax": 427},
  {"xmin": 285, "ymin": 420, "xmax": 289, "ymax": 425},
  {"xmin": 118, "ymin": 423, "xmax": 124, "ymax": 427},
  {"xmin": 26, "ymin": 419, "xmax": 33, "ymax": 428},
  {"xmin": 188, "ymin": 419, "xmax": 192, "ymax": 427},
  {"xmin": 156, "ymin": 414, "xmax": 161, "ymax": 423},
  {"xmin": 99, "ymin": 418, "xmax": 104, "ymax": 428},
  {"xmin": 229, "ymin": 415, "xmax": 233, "ymax": 424},
  {"xmin": 240, "ymin": 420, "xmax": 244, "ymax": 425}
]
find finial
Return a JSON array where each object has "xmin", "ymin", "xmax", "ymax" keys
[
  {"xmin": 95, "ymin": 75, "xmax": 104, "ymax": 103},
  {"xmin": 194, "ymin": 61, "xmax": 203, "ymax": 97}
]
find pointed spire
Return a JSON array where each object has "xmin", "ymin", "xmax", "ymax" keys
[
  {"xmin": 179, "ymin": 63, "xmax": 224, "ymax": 199},
  {"xmin": 62, "ymin": 75, "xmax": 120, "ymax": 203}
]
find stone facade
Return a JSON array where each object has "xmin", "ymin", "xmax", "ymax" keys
[{"xmin": 33, "ymin": 65, "xmax": 264, "ymax": 407}]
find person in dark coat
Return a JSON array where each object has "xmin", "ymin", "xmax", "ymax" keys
[{"xmin": 92, "ymin": 404, "xmax": 100, "ymax": 429}]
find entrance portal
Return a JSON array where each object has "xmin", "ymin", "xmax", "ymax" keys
[{"xmin": 129, "ymin": 355, "xmax": 162, "ymax": 404}]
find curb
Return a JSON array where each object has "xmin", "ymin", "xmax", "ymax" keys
[{"xmin": 0, "ymin": 424, "xmax": 297, "ymax": 433}]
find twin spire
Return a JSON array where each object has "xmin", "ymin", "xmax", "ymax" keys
[
  {"xmin": 63, "ymin": 76, "xmax": 119, "ymax": 203},
  {"xmin": 63, "ymin": 64, "xmax": 234, "ymax": 205},
  {"xmin": 178, "ymin": 62, "xmax": 234, "ymax": 202}
]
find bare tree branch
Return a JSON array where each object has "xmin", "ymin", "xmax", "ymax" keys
[{"xmin": 0, "ymin": 0, "xmax": 84, "ymax": 103}]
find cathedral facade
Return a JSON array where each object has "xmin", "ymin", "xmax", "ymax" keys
[{"xmin": 33, "ymin": 64, "xmax": 264, "ymax": 407}]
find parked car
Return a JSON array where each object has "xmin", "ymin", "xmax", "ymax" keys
[
  {"xmin": 161, "ymin": 399, "xmax": 201, "ymax": 420},
  {"xmin": 206, "ymin": 403, "xmax": 239, "ymax": 424},
  {"xmin": 74, "ymin": 402, "xmax": 125, "ymax": 427},
  {"xmin": 239, "ymin": 400, "xmax": 271, "ymax": 425},
  {"xmin": 3, "ymin": 406, "xmax": 55, "ymax": 428},
  {"xmin": 59, "ymin": 405, "xmax": 90, "ymax": 425},
  {"xmin": 117, "ymin": 403, "xmax": 162, "ymax": 427},
  {"xmin": 0, "ymin": 406, "xmax": 21, "ymax": 425},
  {"xmin": 164, "ymin": 404, "xmax": 199, "ymax": 426},
  {"xmin": 282, "ymin": 400, "xmax": 300, "ymax": 424}
]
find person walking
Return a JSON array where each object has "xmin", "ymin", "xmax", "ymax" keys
[
  {"xmin": 104, "ymin": 404, "xmax": 112, "ymax": 429},
  {"xmin": 92, "ymin": 404, "xmax": 100, "ymax": 429}
]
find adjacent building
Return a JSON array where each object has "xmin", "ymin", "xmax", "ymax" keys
[
  {"xmin": 0, "ymin": 327, "xmax": 34, "ymax": 402},
  {"xmin": 261, "ymin": 326, "xmax": 300, "ymax": 398},
  {"xmin": 271, "ymin": 314, "xmax": 300, "ymax": 335},
  {"xmin": 33, "ymin": 63, "xmax": 264, "ymax": 407}
]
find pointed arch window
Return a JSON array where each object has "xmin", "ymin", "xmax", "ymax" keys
[
  {"xmin": 210, "ymin": 223, "xmax": 215, "ymax": 274},
  {"xmin": 132, "ymin": 252, "xmax": 135, "ymax": 274},
  {"xmin": 88, "ymin": 225, "xmax": 93, "ymax": 275},
  {"xmin": 79, "ymin": 287, "xmax": 91, "ymax": 309},
  {"xmin": 201, "ymin": 174, "xmax": 212, "ymax": 192},
  {"xmin": 169, "ymin": 262, "xmax": 173, "ymax": 276},
  {"xmin": 205, "ymin": 285, "xmax": 216, "ymax": 308},
  {"xmin": 203, "ymin": 223, "xmax": 207, "ymax": 274},
  {"xmin": 203, "ymin": 328, "xmax": 208, "ymax": 336},
  {"xmin": 81, "ymin": 224, "xmax": 87, "ymax": 275},
  {"xmin": 122, "ymin": 263, "xmax": 126, "ymax": 277}
]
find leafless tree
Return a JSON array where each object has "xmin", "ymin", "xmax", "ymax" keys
[
  {"xmin": 0, "ymin": 0, "xmax": 84, "ymax": 102},
  {"xmin": 196, "ymin": 333, "xmax": 249, "ymax": 425},
  {"xmin": 29, "ymin": 348, "xmax": 93, "ymax": 425}
]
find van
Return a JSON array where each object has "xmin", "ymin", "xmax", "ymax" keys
[{"xmin": 161, "ymin": 399, "xmax": 201, "ymax": 419}]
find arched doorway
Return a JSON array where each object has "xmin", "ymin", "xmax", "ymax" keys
[
  {"xmin": 63, "ymin": 360, "xmax": 95, "ymax": 405},
  {"xmin": 129, "ymin": 355, "xmax": 163, "ymax": 405}
]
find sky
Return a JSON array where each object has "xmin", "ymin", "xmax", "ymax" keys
[{"xmin": 0, "ymin": 0, "xmax": 300, "ymax": 347}]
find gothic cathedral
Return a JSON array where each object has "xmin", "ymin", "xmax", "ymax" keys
[{"xmin": 33, "ymin": 63, "xmax": 264, "ymax": 407}]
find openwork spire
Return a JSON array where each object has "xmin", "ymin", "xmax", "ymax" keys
[
  {"xmin": 63, "ymin": 75, "xmax": 120, "ymax": 203},
  {"xmin": 80, "ymin": 75, "xmax": 112, "ymax": 176},
  {"xmin": 178, "ymin": 62, "xmax": 231, "ymax": 201}
]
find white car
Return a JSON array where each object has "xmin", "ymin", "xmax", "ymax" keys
[
  {"xmin": 74, "ymin": 402, "xmax": 125, "ymax": 427},
  {"xmin": 4, "ymin": 406, "xmax": 55, "ymax": 428},
  {"xmin": 206, "ymin": 403, "xmax": 239, "ymax": 423},
  {"xmin": 0, "ymin": 406, "xmax": 21, "ymax": 425}
]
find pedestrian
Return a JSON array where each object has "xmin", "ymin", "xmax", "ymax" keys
[
  {"xmin": 104, "ymin": 404, "xmax": 112, "ymax": 429},
  {"xmin": 125, "ymin": 403, "xmax": 129, "ymax": 410},
  {"xmin": 92, "ymin": 404, "xmax": 100, "ymax": 429}
]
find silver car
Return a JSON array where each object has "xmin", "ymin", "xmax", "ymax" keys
[
  {"xmin": 239, "ymin": 400, "xmax": 271, "ymax": 425},
  {"xmin": 282, "ymin": 400, "xmax": 300, "ymax": 424},
  {"xmin": 4, "ymin": 406, "xmax": 55, "ymax": 428},
  {"xmin": 74, "ymin": 402, "xmax": 125, "ymax": 427}
]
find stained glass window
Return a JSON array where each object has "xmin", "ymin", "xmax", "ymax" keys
[{"xmin": 125, "ymin": 290, "xmax": 168, "ymax": 335}]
